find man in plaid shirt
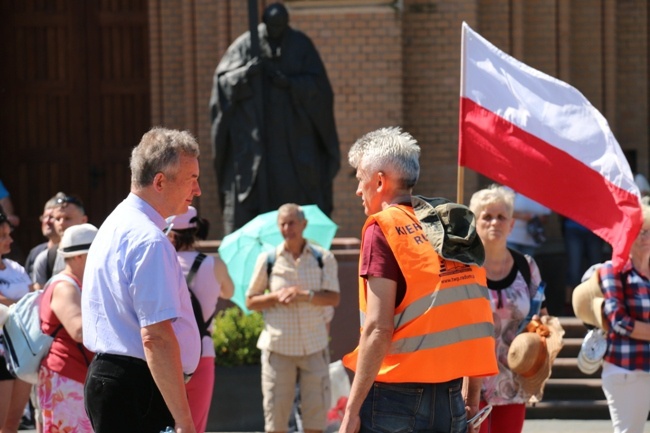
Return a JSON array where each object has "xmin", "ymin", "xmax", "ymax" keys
[
  {"xmin": 598, "ymin": 202, "xmax": 650, "ymax": 433},
  {"xmin": 247, "ymin": 203, "xmax": 340, "ymax": 433}
]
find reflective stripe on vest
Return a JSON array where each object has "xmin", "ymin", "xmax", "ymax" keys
[
  {"xmin": 391, "ymin": 321, "xmax": 494, "ymax": 354},
  {"xmin": 343, "ymin": 204, "xmax": 498, "ymax": 383},
  {"xmin": 358, "ymin": 282, "xmax": 490, "ymax": 329}
]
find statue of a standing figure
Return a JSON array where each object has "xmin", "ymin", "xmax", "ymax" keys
[{"xmin": 210, "ymin": 2, "xmax": 340, "ymax": 234}]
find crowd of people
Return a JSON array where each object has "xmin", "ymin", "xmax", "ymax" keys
[{"xmin": 0, "ymin": 124, "xmax": 648, "ymax": 433}]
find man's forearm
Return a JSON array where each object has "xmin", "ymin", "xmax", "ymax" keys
[
  {"xmin": 142, "ymin": 321, "xmax": 195, "ymax": 432},
  {"xmin": 345, "ymin": 326, "xmax": 393, "ymax": 416},
  {"xmin": 466, "ymin": 377, "xmax": 483, "ymax": 408}
]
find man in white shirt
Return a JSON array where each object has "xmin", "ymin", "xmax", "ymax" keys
[{"xmin": 82, "ymin": 127, "xmax": 202, "ymax": 433}]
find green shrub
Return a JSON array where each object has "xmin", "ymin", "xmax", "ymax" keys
[{"xmin": 213, "ymin": 306, "xmax": 264, "ymax": 366}]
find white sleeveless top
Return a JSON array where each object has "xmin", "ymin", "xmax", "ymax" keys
[{"xmin": 177, "ymin": 251, "xmax": 222, "ymax": 358}]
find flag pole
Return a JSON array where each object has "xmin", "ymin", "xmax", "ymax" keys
[
  {"xmin": 457, "ymin": 22, "xmax": 467, "ymax": 205},
  {"xmin": 458, "ymin": 23, "xmax": 470, "ymax": 405},
  {"xmin": 457, "ymin": 166, "xmax": 465, "ymax": 204}
]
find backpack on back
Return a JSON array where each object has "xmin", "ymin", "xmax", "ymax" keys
[{"xmin": 2, "ymin": 274, "xmax": 74, "ymax": 384}]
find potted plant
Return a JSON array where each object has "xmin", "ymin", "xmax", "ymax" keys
[
  {"xmin": 212, "ymin": 306, "xmax": 263, "ymax": 366},
  {"xmin": 207, "ymin": 306, "xmax": 265, "ymax": 432}
]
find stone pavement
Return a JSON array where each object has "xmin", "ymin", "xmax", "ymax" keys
[
  {"xmin": 19, "ymin": 420, "xmax": 650, "ymax": 433},
  {"xmin": 522, "ymin": 419, "xmax": 650, "ymax": 433}
]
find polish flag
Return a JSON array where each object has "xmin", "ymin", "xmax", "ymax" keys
[{"xmin": 458, "ymin": 22, "xmax": 642, "ymax": 271}]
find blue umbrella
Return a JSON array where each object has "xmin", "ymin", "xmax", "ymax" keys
[{"xmin": 218, "ymin": 205, "xmax": 338, "ymax": 313}]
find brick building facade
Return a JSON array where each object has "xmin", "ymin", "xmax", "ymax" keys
[
  {"xmin": 1, "ymin": 0, "xmax": 647, "ymax": 254},
  {"xmin": 148, "ymin": 0, "xmax": 649, "ymax": 240}
]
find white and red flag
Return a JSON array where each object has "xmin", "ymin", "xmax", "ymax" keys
[{"xmin": 458, "ymin": 22, "xmax": 641, "ymax": 271}]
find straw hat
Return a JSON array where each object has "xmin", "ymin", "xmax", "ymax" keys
[
  {"xmin": 572, "ymin": 267, "xmax": 608, "ymax": 330},
  {"xmin": 507, "ymin": 316, "xmax": 564, "ymax": 398}
]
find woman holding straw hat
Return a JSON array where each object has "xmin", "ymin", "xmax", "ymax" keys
[
  {"xmin": 469, "ymin": 185, "xmax": 552, "ymax": 433},
  {"xmin": 598, "ymin": 203, "xmax": 650, "ymax": 433}
]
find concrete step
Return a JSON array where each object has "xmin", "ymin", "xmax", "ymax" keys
[
  {"xmin": 542, "ymin": 378, "xmax": 604, "ymax": 401},
  {"xmin": 550, "ymin": 357, "xmax": 601, "ymax": 379},
  {"xmin": 526, "ymin": 400, "xmax": 611, "ymax": 420},
  {"xmin": 558, "ymin": 317, "xmax": 589, "ymax": 338},
  {"xmin": 557, "ymin": 337, "xmax": 583, "ymax": 358}
]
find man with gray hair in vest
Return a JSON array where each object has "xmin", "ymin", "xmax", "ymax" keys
[{"xmin": 340, "ymin": 127, "xmax": 497, "ymax": 433}]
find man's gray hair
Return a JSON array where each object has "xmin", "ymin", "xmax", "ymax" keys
[
  {"xmin": 278, "ymin": 203, "xmax": 305, "ymax": 221},
  {"xmin": 348, "ymin": 126, "xmax": 420, "ymax": 188},
  {"xmin": 468, "ymin": 184, "xmax": 515, "ymax": 217},
  {"xmin": 130, "ymin": 127, "xmax": 200, "ymax": 189}
]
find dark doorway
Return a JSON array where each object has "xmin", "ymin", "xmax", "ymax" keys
[{"xmin": 0, "ymin": 0, "xmax": 151, "ymax": 260}]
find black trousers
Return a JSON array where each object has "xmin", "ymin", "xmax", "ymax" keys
[{"xmin": 84, "ymin": 353, "xmax": 174, "ymax": 433}]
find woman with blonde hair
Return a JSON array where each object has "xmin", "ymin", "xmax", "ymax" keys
[{"xmin": 469, "ymin": 185, "xmax": 548, "ymax": 433}]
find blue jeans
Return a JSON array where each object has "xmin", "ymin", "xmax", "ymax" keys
[{"xmin": 359, "ymin": 379, "xmax": 466, "ymax": 433}]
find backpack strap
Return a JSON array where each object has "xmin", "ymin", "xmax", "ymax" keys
[
  {"xmin": 185, "ymin": 253, "xmax": 212, "ymax": 339},
  {"xmin": 186, "ymin": 253, "xmax": 207, "ymax": 288},
  {"xmin": 266, "ymin": 250, "xmax": 277, "ymax": 279},
  {"xmin": 266, "ymin": 245, "xmax": 324, "ymax": 282},
  {"xmin": 311, "ymin": 246, "xmax": 324, "ymax": 270},
  {"xmin": 45, "ymin": 245, "xmax": 58, "ymax": 280},
  {"xmin": 508, "ymin": 248, "xmax": 532, "ymax": 288}
]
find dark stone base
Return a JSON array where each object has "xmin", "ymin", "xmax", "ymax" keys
[{"xmin": 207, "ymin": 364, "xmax": 265, "ymax": 432}]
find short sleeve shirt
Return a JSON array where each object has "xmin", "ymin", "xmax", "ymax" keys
[
  {"xmin": 247, "ymin": 242, "xmax": 339, "ymax": 356},
  {"xmin": 0, "ymin": 259, "xmax": 30, "ymax": 301},
  {"xmin": 81, "ymin": 193, "xmax": 200, "ymax": 374},
  {"xmin": 360, "ymin": 222, "xmax": 406, "ymax": 306}
]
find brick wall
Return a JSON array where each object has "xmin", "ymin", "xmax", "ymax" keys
[{"xmin": 149, "ymin": 0, "xmax": 650, "ymax": 240}]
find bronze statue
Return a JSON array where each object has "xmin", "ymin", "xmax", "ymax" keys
[{"xmin": 210, "ymin": 3, "xmax": 340, "ymax": 234}]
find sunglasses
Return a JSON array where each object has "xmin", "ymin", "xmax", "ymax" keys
[{"xmin": 56, "ymin": 195, "xmax": 85, "ymax": 210}]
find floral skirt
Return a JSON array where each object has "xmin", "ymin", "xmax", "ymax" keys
[{"xmin": 38, "ymin": 365, "xmax": 93, "ymax": 433}]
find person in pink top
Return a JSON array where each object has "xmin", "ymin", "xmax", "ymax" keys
[
  {"xmin": 38, "ymin": 223, "xmax": 97, "ymax": 433},
  {"xmin": 166, "ymin": 206, "xmax": 234, "ymax": 433}
]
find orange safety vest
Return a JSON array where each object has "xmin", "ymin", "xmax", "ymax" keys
[{"xmin": 342, "ymin": 204, "xmax": 498, "ymax": 383}]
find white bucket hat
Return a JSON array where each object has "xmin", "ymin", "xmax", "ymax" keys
[{"xmin": 58, "ymin": 223, "xmax": 98, "ymax": 258}]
